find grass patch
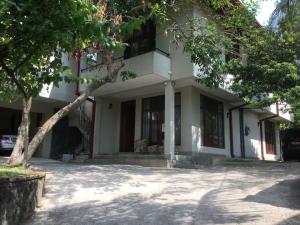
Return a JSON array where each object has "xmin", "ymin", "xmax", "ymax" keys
[{"xmin": 0, "ymin": 165, "xmax": 31, "ymax": 177}]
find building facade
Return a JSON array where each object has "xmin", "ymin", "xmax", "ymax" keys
[{"xmin": 0, "ymin": 6, "xmax": 293, "ymax": 163}]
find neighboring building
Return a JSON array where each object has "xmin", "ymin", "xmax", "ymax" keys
[{"xmin": 0, "ymin": 5, "xmax": 293, "ymax": 164}]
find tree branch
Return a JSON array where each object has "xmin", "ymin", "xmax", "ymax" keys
[
  {"xmin": 0, "ymin": 60, "xmax": 28, "ymax": 98},
  {"xmin": 13, "ymin": 53, "xmax": 33, "ymax": 72}
]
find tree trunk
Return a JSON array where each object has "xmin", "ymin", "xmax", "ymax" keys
[
  {"xmin": 26, "ymin": 61, "xmax": 124, "ymax": 161},
  {"xmin": 26, "ymin": 83, "xmax": 99, "ymax": 160},
  {"xmin": 7, "ymin": 97, "xmax": 32, "ymax": 166}
]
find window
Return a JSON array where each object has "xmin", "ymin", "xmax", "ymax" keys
[
  {"xmin": 124, "ymin": 20, "xmax": 156, "ymax": 59},
  {"xmin": 200, "ymin": 95, "xmax": 224, "ymax": 148},
  {"xmin": 142, "ymin": 95, "xmax": 164, "ymax": 145},
  {"xmin": 86, "ymin": 52, "xmax": 98, "ymax": 66},
  {"xmin": 225, "ymin": 42, "xmax": 240, "ymax": 63},
  {"xmin": 142, "ymin": 93, "xmax": 181, "ymax": 146},
  {"xmin": 265, "ymin": 120, "xmax": 276, "ymax": 155}
]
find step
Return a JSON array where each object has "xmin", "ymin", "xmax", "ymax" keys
[
  {"xmin": 88, "ymin": 157, "xmax": 168, "ymax": 167},
  {"xmin": 173, "ymin": 153, "xmax": 226, "ymax": 168}
]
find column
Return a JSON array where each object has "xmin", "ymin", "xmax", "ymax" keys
[
  {"xmin": 164, "ymin": 81, "xmax": 175, "ymax": 160},
  {"xmin": 92, "ymin": 97, "xmax": 102, "ymax": 156}
]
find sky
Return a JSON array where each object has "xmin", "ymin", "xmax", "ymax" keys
[{"xmin": 255, "ymin": 0, "xmax": 278, "ymax": 25}]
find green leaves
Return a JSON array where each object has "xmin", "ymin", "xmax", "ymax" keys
[{"xmin": 120, "ymin": 71, "xmax": 136, "ymax": 81}]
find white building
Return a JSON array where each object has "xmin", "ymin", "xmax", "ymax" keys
[
  {"xmin": 80, "ymin": 7, "xmax": 293, "ymax": 164},
  {"xmin": 0, "ymin": 6, "xmax": 293, "ymax": 165}
]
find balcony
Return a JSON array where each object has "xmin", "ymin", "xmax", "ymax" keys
[{"xmin": 79, "ymin": 50, "xmax": 171, "ymax": 96}]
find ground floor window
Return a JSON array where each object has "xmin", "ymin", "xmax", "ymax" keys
[
  {"xmin": 265, "ymin": 120, "xmax": 276, "ymax": 155},
  {"xmin": 142, "ymin": 95, "xmax": 164, "ymax": 145},
  {"xmin": 142, "ymin": 93, "xmax": 181, "ymax": 146},
  {"xmin": 200, "ymin": 95, "xmax": 224, "ymax": 148}
]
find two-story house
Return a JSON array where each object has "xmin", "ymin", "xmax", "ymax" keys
[
  {"xmin": 77, "ymin": 6, "xmax": 293, "ymax": 166},
  {"xmin": 0, "ymin": 5, "xmax": 293, "ymax": 165}
]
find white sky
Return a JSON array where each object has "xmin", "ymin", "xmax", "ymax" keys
[{"xmin": 255, "ymin": 0, "xmax": 278, "ymax": 25}]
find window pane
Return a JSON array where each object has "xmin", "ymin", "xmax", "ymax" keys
[
  {"xmin": 200, "ymin": 95, "xmax": 224, "ymax": 148},
  {"xmin": 124, "ymin": 20, "xmax": 156, "ymax": 59},
  {"xmin": 142, "ymin": 94, "xmax": 181, "ymax": 146},
  {"xmin": 142, "ymin": 96, "xmax": 164, "ymax": 145}
]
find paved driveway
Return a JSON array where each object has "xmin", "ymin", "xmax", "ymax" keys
[{"xmin": 26, "ymin": 159, "xmax": 300, "ymax": 225}]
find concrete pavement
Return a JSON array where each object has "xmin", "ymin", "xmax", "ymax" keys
[{"xmin": 17, "ymin": 158, "xmax": 300, "ymax": 225}]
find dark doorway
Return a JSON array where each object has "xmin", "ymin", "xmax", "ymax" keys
[
  {"xmin": 265, "ymin": 120, "xmax": 276, "ymax": 155},
  {"xmin": 120, "ymin": 100, "xmax": 136, "ymax": 152},
  {"xmin": 282, "ymin": 128, "xmax": 300, "ymax": 161},
  {"xmin": 50, "ymin": 115, "xmax": 82, "ymax": 159}
]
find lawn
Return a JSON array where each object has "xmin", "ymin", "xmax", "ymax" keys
[{"xmin": 0, "ymin": 165, "xmax": 31, "ymax": 177}]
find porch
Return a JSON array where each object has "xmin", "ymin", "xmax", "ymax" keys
[
  {"xmin": 92, "ymin": 80, "xmax": 177, "ymax": 161},
  {"xmin": 91, "ymin": 79, "xmax": 239, "ymax": 163}
]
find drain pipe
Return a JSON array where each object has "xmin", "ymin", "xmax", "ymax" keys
[
  {"xmin": 228, "ymin": 103, "xmax": 248, "ymax": 158},
  {"xmin": 258, "ymin": 102, "xmax": 279, "ymax": 160}
]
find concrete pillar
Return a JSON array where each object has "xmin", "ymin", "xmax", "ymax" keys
[
  {"xmin": 134, "ymin": 97, "xmax": 142, "ymax": 141},
  {"xmin": 92, "ymin": 97, "xmax": 102, "ymax": 156},
  {"xmin": 164, "ymin": 81, "xmax": 175, "ymax": 160},
  {"xmin": 36, "ymin": 113, "xmax": 52, "ymax": 158}
]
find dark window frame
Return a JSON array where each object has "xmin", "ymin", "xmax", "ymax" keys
[
  {"xmin": 124, "ymin": 20, "xmax": 156, "ymax": 59},
  {"xmin": 200, "ymin": 95, "xmax": 225, "ymax": 148},
  {"xmin": 141, "ymin": 95, "xmax": 164, "ymax": 146},
  {"xmin": 141, "ymin": 93, "xmax": 181, "ymax": 146}
]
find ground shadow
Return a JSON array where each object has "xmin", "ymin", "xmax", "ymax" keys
[
  {"xmin": 276, "ymin": 214, "xmax": 300, "ymax": 225},
  {"xmin": 28, "ymin": 190, "xmax": 260, "ymax": 225},
  {"xmin": 244, "ymin": 179, "xmax": 300, "ymax": 210}
]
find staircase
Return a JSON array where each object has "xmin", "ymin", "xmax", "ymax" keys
[{"xmin": 73, "ymin": 104, "xmax": 93, "ymax": 161}]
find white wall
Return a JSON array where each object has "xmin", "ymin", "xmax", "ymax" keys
[
  {"xmin": 39, "ymin": 53, "xmax": 77, "ymax": 103},
  {"xmin": 34, "ymin": 113, "xmax": 52, "ymax": 158},
  {"xmin": 0, "ymin": 99, "xmax": 54, "ymax": 114},
  {"xmin": 244, "ymin": 110, "xmax": 261, "ymax": 159},
  {"xmin": 232, "ymin": 109, "xmax": 242, "ymax": 158},
  {"xmin": 156, "ymin": 9, "xmax": 194, "ymax": 80},
  {"xmin": 93, "ymin": 98, "xmax": 120, "ymax": 155}
]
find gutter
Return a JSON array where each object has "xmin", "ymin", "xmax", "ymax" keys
[
  {"xmin": 258, "ymin": 102, "xmax": 279, "ymax": 160},
  {"xmin": 228, "ymin": 103, "xmax": 248, "ymax": 158}
]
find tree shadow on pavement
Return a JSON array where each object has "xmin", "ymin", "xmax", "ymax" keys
[
  {"xmin": 244, "ymin": 179, "xmax": 300, "ymax": 210},
  {"xmin": 29, "ymin": 190, "xmax": 260, "ymax": 225},
  {"xmin": 275, "ymin": 214, "xmax": 300, "ymax": 225}
]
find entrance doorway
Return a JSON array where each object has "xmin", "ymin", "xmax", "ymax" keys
[{"xmin": 120, "ymin": 100, "xmax": 136, "ymax": 152}]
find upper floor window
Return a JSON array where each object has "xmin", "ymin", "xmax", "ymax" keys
[
  {"xmin": 86, "ymin": 52, "xmax": 98, "ymax": 66},
  {"xmin": 200, "ymin": 95, "xmax": 224, "ymax": 148},
  {"xmin": 225, "ymin": 42, "xmax": 240, "ymax": 63},
  {"xmin": 124, "ymin": 20, "xmax": 156, "ymax": 59}
]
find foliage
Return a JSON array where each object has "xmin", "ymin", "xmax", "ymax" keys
[
  {"xmin": 0, "ymin": 0, "xmax": 144, "ymax": 102},
  {"xmin": 0, "ymin": 165, "xmax": 30, "ymax": 177},
  {"xmin": 179, "ymin": 0, "xmax": 300, "ymax": 121}
]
